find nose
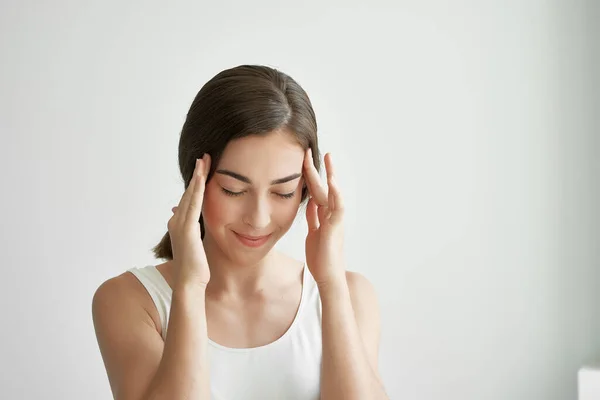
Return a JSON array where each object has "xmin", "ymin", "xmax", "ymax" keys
[{"xmin": 243, "ymin": 195, "xmax": 271, "ymax": 231}]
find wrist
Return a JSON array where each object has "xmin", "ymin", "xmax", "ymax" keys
[
  {"xmin": 316, "ymin": 273, "xmax": 348, "ymax": 297},
  {"xmin": 174, "ymin": 280, "xmax": 208, "ymax": 297},
  {"xmin": 173, "ymin": 270, "xmax": 210, "ymax": 292}
]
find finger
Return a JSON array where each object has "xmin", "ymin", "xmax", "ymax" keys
[
  {"xmin": 303, "ymin": 148, "xmax": 328, "ymax": 206},
  {"xmin": 306, "ymin": 197, "xmax": 320, "ymax": 231},
  {"xmin": 317, "ymin": 203, "xmax": 330, "ymax": 225},
  {"xmin": 186, "ymin": 154, "xmax": 210, "ymax": 225},
  {"xmin": 304, "ymin": 148, "xmax": 327, "ymax": 204},
  {"xmin": 325, "ymin": 153, "xmax": 335, "ymax": 211},
  {"xmin": 176, "ymin": 157, "xmax": 202, "ymax": 221},
  {"xmin": 325, "ymin": 153, "xmax": 344, "ymax": 221}
]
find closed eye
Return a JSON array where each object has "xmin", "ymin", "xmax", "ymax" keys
[
  {"xmin": 221, "ymin": 188, "xmax": 243, "ymax": 197},
  {"xmin": 277, "ymin": 191, "xmax": 296, "ymax": 199},
  {"xmin": 221, "ymin": 188, "xmax": 295, "ymax": 199}
]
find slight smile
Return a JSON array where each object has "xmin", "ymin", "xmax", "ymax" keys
[{"xmin": 233, "ymin": 231, "xmax": 272, "ymax": 248}]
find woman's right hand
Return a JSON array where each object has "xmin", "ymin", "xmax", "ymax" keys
[{"xmin": 168, "ymin": 154, "xmax": 212, "ymax": 288}]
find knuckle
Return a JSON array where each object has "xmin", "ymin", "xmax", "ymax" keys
[{"xmin": 168, "ymin": 214, "xmax": 184, "ymax": 231}]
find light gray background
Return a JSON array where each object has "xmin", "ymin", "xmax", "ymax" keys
[{"xmin": 1, "ymin": 1, "xmax": 598, "ymax": 399}]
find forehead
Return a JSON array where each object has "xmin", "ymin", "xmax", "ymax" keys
[{"xmin": 218, "ymin": 130, "xmax": 304, "ymax": 176}]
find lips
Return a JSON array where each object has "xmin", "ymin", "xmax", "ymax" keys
[
  {"xmin": 235, "ymin": 233, "xmax": 270, "ymax": 240},
  {"xmin": 233, "ymin": 231, "xmax": 272, "ymax": 248}
]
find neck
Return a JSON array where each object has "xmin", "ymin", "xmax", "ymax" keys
[{"xmin": 202, "ymin": 232, "xmax": 280, "ymax": 297}]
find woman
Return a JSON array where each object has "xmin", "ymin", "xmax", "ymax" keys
[{"xmin": 92, "ymin": 65, "xmax": 388, "ymax": 400}]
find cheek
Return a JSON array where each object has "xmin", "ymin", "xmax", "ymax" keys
[
  {"xmin": 275, "ymin": 200, "xmax": 301, "ymax": 226},
  {"xmin": 202, "ymin": 186, "xmax": 234, "ymax": 228}
]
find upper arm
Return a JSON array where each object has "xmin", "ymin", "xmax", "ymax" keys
[
  {"xmin": 346, "ymin": 271, "xmax": 382, "ymax": 377},
  {"xmin": 92, "ymin": 274, "xmax": 165, "ymax": 400}
]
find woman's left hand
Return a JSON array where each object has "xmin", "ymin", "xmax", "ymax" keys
[{"xmin": 303, "ymin": 148, "xmax": 346, "ymax": 287}]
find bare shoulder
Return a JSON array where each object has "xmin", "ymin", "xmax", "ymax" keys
[
  {"xmin": 345, "ymin": 271, "xmax": 379, "ymax": 305},
  {"xmin": 345, "ymin": 271, "xmax": 381, "ymax": 330},
  {"xmin": 93, "ymin": 269, "xmax": 164, "ymax": 341},
  {"xmin": 92, "ymin": 272, "xmax": 164, "ymax": 399},
  {"xmin": 93, "ymin": 271, "xmax": 160, "ymax": 325},
  {"xmin": 93, "ymin": 271, "xmax": 138, "ymax": 302},
  {"xmin": 345, "ymin": 271, "xmax": 382, "ymax": 374},
  {"xmin": 92, "ymin": 273, "xmax": 135, "ymax": 319}
]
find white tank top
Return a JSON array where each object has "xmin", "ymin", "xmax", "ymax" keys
[{"xmin": 127, "ymin": 263, "xmax": 323, "ymax": 400}]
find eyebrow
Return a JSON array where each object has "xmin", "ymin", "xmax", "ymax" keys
[{"xmin": 216, "ymin": 169, "xmax": 302, "ymax": 185}]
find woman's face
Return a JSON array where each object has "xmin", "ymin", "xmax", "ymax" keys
[{"xmin": 202, "ymin": 130, "xmax": 306, "ymax": 264}]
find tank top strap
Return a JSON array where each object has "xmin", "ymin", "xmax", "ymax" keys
[
  {"xmin": 301, "ymin": 264, "xmax": 323, "ymax": 321},
  {"xmin": 127, "ymin": 265, "xmax": 172, "ymax": 340}
]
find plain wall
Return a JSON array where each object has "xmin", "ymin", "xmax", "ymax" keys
[{"xmin": 1, "ymin": 1, "xmax": 598, "ymax": 399}]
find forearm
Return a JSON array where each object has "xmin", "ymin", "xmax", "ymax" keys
[
  {"xmin": 145, "ymin": 283, "xmax": 210, "ymax": 400},
  {"xmin": 319, "ymin": 276, "xmax": 388, "ymax": 400}
]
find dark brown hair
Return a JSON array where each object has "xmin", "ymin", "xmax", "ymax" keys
[{"xmin": 152, "ymin": 65, "xmax": 321, "ymax": 260}]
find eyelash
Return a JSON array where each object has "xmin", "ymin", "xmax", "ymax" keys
[{"xmin": 221, "ymin": 188, "xmax": 296, "ymax": 199}]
